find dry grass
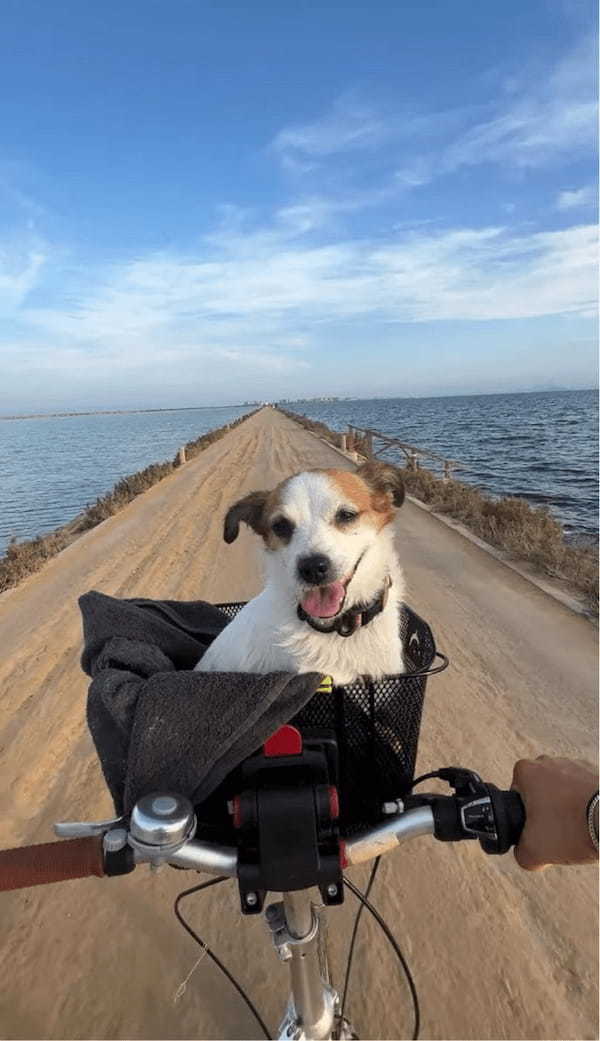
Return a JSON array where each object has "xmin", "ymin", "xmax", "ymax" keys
[
  {"xmin": 277, "ymin": 407, "xmax": 598, "ymax": 611},
  {"xmin": 277, "ymin": 406, "xmax": 346, "ymax": 448},
  {"xmin": 278, "ymin": 406, "xmax": 373, "ymax": 457},
  {"xmin": 0, "ymin": 410, "xmax": 257, "ymax": 594},
  {"xmin": 402, "ymin": 467, "xmax": 598, "ymax": 608}
]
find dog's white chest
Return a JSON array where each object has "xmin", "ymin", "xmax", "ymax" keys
[{"xmin": 196, "ymin": 595, "xmax": 404, "ymax": 685}]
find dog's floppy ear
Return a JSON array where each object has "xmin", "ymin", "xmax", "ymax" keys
[
  {"xmin": 223, "ymin": 490, "xmax": 270, "ymax": 544},
  {"xmin": 356, "ymin": 461, "xmax": 405, "ymax": 508}
]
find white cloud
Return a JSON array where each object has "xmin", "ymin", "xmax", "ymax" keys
[
  {"xmin": 274, "ymin": 185, "xmax": 399, "ymax": 235},
  {"xmin": 442, "ymin": 99, "xmax": 596, "ymax": 172},
  {"xmin": 556, "ymin": 185, "xmax": 595, "ymax": 210},
  {"xmin": 0, "ymin": 236, "xmax": 47, "ymax": 311},
  {"xmin": 272, "ymin": 38, "xmax": 596, "ymax": 202},
  {"xmin": 272, "ymin": 93, "xmax": 388, "ymax": 161},
  {"xmin": 394, "ymin": 160, "xmax": 433, "ymax": 188},
  {"xmin": 444, "ymin": 38, "xmax": 596, "ymax": 172},
  {"xmin": 1, "ymin": 34, "xmax": 597, "ymax": 407},
  {"xmin": 11, "ymin": 220, "xmax": 597, "ymax": 378}
]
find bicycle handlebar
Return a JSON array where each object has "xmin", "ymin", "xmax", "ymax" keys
[
  {"xmin": 0, "ymin": 784, "xmax": 525, "ymax": 893},
  {"xmin": 161, "ymin": 805, "xmax": 438, "ymax": 877}
]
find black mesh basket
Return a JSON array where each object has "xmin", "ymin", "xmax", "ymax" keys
[{"xmin": 214, "ymin": 602, "xmax": 444, "ymax": 836}]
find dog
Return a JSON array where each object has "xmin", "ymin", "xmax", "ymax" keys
[{"xmin": 195, "ymin": 462, "xmax": 406, "ymax": 685}]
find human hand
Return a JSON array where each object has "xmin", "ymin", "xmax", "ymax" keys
[{"xmin": 511, "ymin": 756, "xmax": 598, "ymax": 870}]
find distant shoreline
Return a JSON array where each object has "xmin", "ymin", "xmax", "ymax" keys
[
  {"xmin": 0, "ymin": 404, "xmax": 250, "ymax": 422},
  {"xmin": 1, "ymin": 386, "xmax": 596, "ymax": 422}
]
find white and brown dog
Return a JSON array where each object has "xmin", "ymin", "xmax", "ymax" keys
[{"xmin": 195, "ymin": 463, "xmax": 406, "ymax": 685}]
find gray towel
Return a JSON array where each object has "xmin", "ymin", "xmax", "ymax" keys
[{"xmin": 80, "ymin": 591, "xmax": 324, "ymax": 815}]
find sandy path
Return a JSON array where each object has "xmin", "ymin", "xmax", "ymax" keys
[{"xmin": 0, "ymin": 406, "xmax": 597, "ymax": 1041}]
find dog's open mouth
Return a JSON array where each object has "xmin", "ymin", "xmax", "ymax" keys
[
  {"xmin": 300, "ymin": 579, "xmax": 347, "ymax": 619},
  {"xmin": 299, "ymin": 554, "xmax": 364, "ymax": 619}
]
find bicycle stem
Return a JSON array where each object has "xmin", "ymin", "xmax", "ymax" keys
[
  {"xmin": 158, "ymin": 813, "xmax": 434, "ymax": 1041},
  {"xmin": 266, "ymin": 890, "xmax": 336, "ymax": 1041}
]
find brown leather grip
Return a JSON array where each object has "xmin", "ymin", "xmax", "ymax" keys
[{"xmin": 0, "ymin": 837, "xmax": 105, "ymax": 891}]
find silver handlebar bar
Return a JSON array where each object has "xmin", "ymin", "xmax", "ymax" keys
[{"xmin": 133, "ymin": 805, "xmax": 435, "ymax": 877}]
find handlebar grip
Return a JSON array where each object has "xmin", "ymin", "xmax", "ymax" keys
[
  {"xmin": 488, "ymin": 788, "xmax": 526, "ymax": 854},
  {"xmin": 0, "ymin": 837, "xmax": 105, "ymax": 891},
  {"xmin": 503, "ymin": 789, "xmax": 526, "ymax": 845}
]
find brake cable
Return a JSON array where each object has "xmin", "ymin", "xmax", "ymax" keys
[
  {"xmin": 173, "ymin": 877, "xmax": 271, "ymax": 1040},
  {"xmin": 339, "ymin": 856, "xmax": 381, "ymax": 1024},
  {"xmin": 343, "ymin": 875, "xmax": 420, "ymax": 1041},
  {"xmin": 173, "ymin": 870, "xmax": 419, "ymax": 1041}
]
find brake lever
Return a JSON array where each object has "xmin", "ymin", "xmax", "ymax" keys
[{"xmin": 54, "ymin": 814, "xmax": 125, "ymax": 839}]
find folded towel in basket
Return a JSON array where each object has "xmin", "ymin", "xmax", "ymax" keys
[{"xmin": 79, "ymin": 590, "xmax": 324, "ymax": 816}]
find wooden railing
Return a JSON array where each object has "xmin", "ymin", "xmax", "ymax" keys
[{"xmin": 344, "ymin": 424, "xmax": 463, "ymax": 480}]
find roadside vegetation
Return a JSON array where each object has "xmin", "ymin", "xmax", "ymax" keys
[
  {"xmin": 0, "ymin": 410, "xmax": 257, "ymax": 594},
  {"xmin": 278, "ymin": 407, "xmax": 598, "ymax": 612}
]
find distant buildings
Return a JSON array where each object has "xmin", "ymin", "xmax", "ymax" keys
[
  {"xmin": 277, "ymin": 396, "xmax": 341, "ymax": 404},
  {"xmin": 241, "ymin": 395, "xmax": 348, "ymax": 406}
]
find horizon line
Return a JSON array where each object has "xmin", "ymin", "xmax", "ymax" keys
[{"xmin": 1, "ymin": 386, "xmax": 597, "ymax": 421}]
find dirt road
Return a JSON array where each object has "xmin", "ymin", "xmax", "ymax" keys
[{"xmin": 0, "ymin": 406, "xmax": 597, "ymax": 1040}]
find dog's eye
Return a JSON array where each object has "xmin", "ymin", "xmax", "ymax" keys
[
  {"xmin": 335, "ymin": 507, "xmax": 359, "ymax": 525},
  {"xmin": 271, "ymin": 517, "xmax": 295, "ymax": 540}
]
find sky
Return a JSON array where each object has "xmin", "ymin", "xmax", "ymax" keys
[{"xmin": 0, "ymin": 0, "xmax": 597, "ymax": 411}]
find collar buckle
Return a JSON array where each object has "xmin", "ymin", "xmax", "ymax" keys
[{"xmin": 337, "ymin": 612, "xmax": 361, "ymax": 638}]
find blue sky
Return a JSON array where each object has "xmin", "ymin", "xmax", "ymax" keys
[{"xmin": 0, "ymin": 0, "xmax": 597, "ymax": 410}]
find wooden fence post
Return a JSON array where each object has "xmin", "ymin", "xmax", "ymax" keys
[
  {"xmin": 340, "ymin": 434, "xmax": 347, "ymax": 452},
  {"xmin": 364, "ymin": 431, "xmax": 373, "ymax": 458},
  {"xmin": 347, "ymin": 425, "xmax": 355, "ymax": 452},
  {"xmin": 178, "ymin": 446, "xmax": 186, "ymax": 466},
  {"xmin": 443, "ymin": 461, "xmax": 452, "ymax": 482},
  {"xmin": 408, "ymin": 450, "xmax": 418, "ymax": 471}
]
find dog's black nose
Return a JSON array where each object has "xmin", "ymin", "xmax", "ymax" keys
[{"xmin": 297, "ymin": 553, "xmax": 332, "ymax": 585}]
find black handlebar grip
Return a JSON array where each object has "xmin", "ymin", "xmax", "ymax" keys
[
  {"xmin": 503, "ymin": 789, "xmax": 526, "ymax": 849},
  {"xmin": 486, "ymin": 787, "xmax": 526, "ymax": 854}
]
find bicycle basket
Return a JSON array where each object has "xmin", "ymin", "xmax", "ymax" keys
[{"xmin": 214, "ymin": 602, "xmax": 441, "ymax": 835}]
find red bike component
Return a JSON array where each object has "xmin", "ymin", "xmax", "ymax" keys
[
  {"xmin": 263, "ymin": 725, "xmax": 303, "ymax": 758},
  {"xmin": 339, "ymin": 840, "xmax": 348, "ymax": 869}
]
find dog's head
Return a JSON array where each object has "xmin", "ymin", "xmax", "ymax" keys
[{"xmin": 223, "ymin": 463, "xmax": 404, "ymax": 620}]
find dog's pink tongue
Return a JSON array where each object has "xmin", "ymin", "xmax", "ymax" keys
[{"xmin": 301, "ymin": 581, "xmax": 345, "ymax": 618}]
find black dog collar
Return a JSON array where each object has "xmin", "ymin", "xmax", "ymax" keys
[{"xmin": 297, "ymin": 576, "xmax": 392, "ymax": 638}]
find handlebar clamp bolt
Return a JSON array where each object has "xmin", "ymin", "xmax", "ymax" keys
[
  {"xmin": 382, "ymin": 799, "xmax": 404, "ymax": 816},
  {"xmin": 245, "ymin": 891, "xmax": 258, "ymax": 907}
]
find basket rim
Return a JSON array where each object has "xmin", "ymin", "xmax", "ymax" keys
[{"xmin": 213, "ymin": 600, "xmax": 448, "ymax": 684}]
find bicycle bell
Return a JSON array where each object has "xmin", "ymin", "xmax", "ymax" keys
[{"xmin": 129, "ymin": 792, "xmax": 196, "ymax": 854}]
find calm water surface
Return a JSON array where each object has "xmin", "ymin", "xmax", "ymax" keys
[
  {"xmin": 287, "ymin": 390, "xmax": 598, "ymax": 541},
  {"xmin": 0, "ymin": 406, "xmax": 251, "ymax": 552},
  {"xmin": 1, "ymin": 391, "xmax": 597, "ymax": 554}
]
